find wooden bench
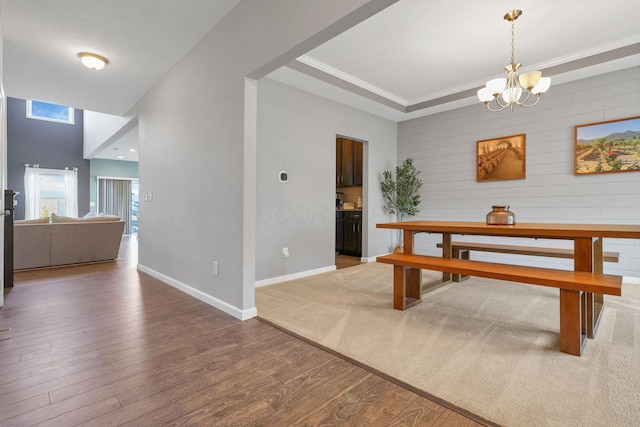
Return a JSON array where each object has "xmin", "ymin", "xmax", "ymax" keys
[
  {"xmin": 437, "ymin": 242, "xmax": 619, "ymax": 282},
  {"xmin": 376, "ymin": 253, "xmax": 622, "ymax": 356}
]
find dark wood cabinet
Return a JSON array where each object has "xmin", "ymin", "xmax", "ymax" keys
[
  {"xmin": 336, "ymin": 211, "xmax": 361, "ymax": 256},
  {"xmin": 335, "ymin": 212, "xmax": 345, "ymax": 252},
  {"xmin": 336, "ymin": 138, "xmax": 362, "ymax": 187}
]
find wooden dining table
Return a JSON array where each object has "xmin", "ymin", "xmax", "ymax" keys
[{"xmin": 377, "ymin": 220, "xmax": 640, "ymax": 349}]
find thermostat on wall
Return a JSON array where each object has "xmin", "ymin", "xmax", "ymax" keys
[{"xmin": 279, "ymin": 171, "xmax": 288, "ymax": 183}]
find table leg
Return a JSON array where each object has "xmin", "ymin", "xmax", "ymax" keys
[
  {"xmin": 565, "ymin": 237, "xmax": 592, "ymax": 354},
  {"xmin": 586, "ymin": 238, "xmax": 605, "ymax": 338},
  {"xmin": 403, "ymin": 230, "xmax": 414, "ymax": 254},
  {"xmin": 441, "ymin": 232, "xmax": 452, "ymax": 282},
  {"xmin": 452, "ymin": 248, "xmax": 460, "ymax": 282},
  {"xmin": 392, "ymin": 231, "xmax": 422, "ymax": 310}
]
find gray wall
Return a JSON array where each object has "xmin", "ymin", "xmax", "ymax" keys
[
  {"xmin": 7, "ymin": 97, "xmax": 89, "ymax": 220},
  {"xmin": 89, "ymin": 159, "xmax": 139, "ymax": 212},
  {"xmin": 133, "ymin": 0, "xmax": 396, "ymax": 319},
  {"xmin": 397, "ymin": 67, "xmax": 640, "ymax": 277},
  {"xmin": 256, "ymin": 78, "xmax": 396, "ymax": 281}
]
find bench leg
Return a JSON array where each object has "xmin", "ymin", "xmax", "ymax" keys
[
  {"xmin": 559, "ymin": 289, "xmax": 587, "ymax": 356},
  {"xmin": 393, "ymin": 265, "xmax": 422, "ymax": 311},
  {"xmin": 452, "ymin": 249, "xmax": 470, "ymax": 282}
]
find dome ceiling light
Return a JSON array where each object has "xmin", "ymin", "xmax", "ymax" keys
[
  {"xmin": 78, "ymin": 52, "xmax": 109, "ymax": 71},
  {"xmin": 477, "ymin": 10, "xmax": 551, "ymax": 112}
]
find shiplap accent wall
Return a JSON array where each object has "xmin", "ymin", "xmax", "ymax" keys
[{"xmin": 397, "ymin": 67, "xmax": 640, "ymax": 278}]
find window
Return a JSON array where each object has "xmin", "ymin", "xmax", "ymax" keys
[
  {"xmin": 26, "ymin": 100, "xmax": 75, "ymax": 125},
  {"xmin": 131, "ymin": 180, "xmax": 139, "ymax": 234},
  {"xmin": 24, "ymin": 166, "xmax": 78, "ymax": 219}
]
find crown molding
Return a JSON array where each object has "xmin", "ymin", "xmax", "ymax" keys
[{"xmin": 297, "ymin": 55, "xmax": 407, "ymax": 106}]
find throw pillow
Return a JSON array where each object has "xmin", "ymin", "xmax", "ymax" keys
[
  {"xmin": 51, "ymin": 213, "xmax": 79, "ymax": 223},
  {"xmin": 51, "ymin": 213, "xmax": 121, "ymax": 223},
  {"xmin": 15, "ymin": 217, "xmax": 50, "ymax": 224},
  {"xmin": 86, "ymin": 214, "xmax": 121, "ymax": 221}
]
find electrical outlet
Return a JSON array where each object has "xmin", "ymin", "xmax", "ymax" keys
[
  {"xmin": 213, "ymin": 261, "xmax": 219, "ymax": 275},
  {"xmin": 282, "ymin": 247, "xmax": 289, "ymax": 258}
]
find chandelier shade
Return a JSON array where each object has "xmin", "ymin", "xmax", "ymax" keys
[
  {"xmin": 478, "ymin": 10, "xmax": 550, "ymax": 112},
  {"xmin": 518, "ymin": 71, "xmax": 541, "ymax": 90},
  {"xmin": 531, "ymin": 77, "xmax": 551, "ymax": 95}
]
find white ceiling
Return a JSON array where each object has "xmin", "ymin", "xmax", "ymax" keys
[
  {"xmin": 269, "ymin": 0, "xmax": 640, "ymax": 121},
  {"xmin": 0, "ymin": 0, "xmax": 240, "ymax": 116},
  {"xmin": 1, "ymin": 0, "xmax": 639, "ymax": 159}
]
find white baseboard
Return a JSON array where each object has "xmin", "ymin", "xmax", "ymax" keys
[
  {"xmin": 624, "ymin": 276, "xmax": 640, "ymax": 285},
  {"xmin": 137, "ymin": 264, "xmax": 257, "ymax": 321},
  {"xmin": 255, "ymin": 265, "xmax": 336, "ymax": 287}
]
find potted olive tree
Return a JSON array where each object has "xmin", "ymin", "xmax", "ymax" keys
[{"xmin": 381, "ymin": 158, "xmax": 423, "ymax": 252}]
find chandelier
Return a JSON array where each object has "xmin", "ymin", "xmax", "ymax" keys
[{"xmin": 477, "ymin": 10, "xmax": 551, "ymax": 112}]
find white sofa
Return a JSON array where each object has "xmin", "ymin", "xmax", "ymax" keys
[{"xmin": 14, "ymin": 214, "xmax": 125, "ymax": 270}]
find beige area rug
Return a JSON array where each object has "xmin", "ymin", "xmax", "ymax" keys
[{"xmin": 256, "ymin": 262, "xmax": 640, "ymax": 427}]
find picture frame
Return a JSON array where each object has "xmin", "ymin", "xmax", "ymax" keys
[
  {"xmin": 574, "ymin": 116, "xmax": 640, "ymax": 175},
  {"xmin": 477, "ymin": 134, "xmax": 526, "ymax": 182}
]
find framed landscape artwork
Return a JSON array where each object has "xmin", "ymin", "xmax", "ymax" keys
[
  {"xmin": 574, "ymin": 116, "xmax": 640, "ymax": 175},
  {"xmin": 477, "ymin": 134, "xmax": 526, "ymax": 182}
]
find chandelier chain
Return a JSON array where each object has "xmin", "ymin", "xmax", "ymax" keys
[{"xmin": 510, "ymin": 20, "xmax": 516, "ymax": 65}]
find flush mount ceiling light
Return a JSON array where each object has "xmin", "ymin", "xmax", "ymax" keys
[
  {"xmin": 77, "ymin": 52, "xmax": 109, "ymax": 71},
  {"xmin": 477, "ymin": 10, "xmax": 551, "ymax": 112}
]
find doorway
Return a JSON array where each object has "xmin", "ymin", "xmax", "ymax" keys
[
  {"xmin": 335, "ymin": 136, "xmax": 364, "ymax": 269},
  {"xmin": 97, "ymin": 177, "xmax": 139, "ymax": 235}
]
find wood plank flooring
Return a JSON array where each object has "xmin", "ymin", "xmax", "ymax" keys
[
  {"xmin": 1, "ymin": 236, "xmax": 487, "ymax": 426},
  {"xmin": 336, "ymin": 255, "xmax": 362, "ymax": 270}
]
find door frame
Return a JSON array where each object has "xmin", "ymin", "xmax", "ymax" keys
[
  {"xmin": 96, "ymin": 176, "xmax": 139, "ymax": 235},
  {"xmin": 335, "ymin": 134, "xmax": 367, "ymax": 263}
]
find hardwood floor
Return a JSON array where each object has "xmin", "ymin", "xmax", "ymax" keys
[
  {"xmin": 0, "ymin": 237, "xmax": 486, "ymax": 426},
  {"xmin": 336, "ymin": 254, "xmax": 362, "ymax": 270}
]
